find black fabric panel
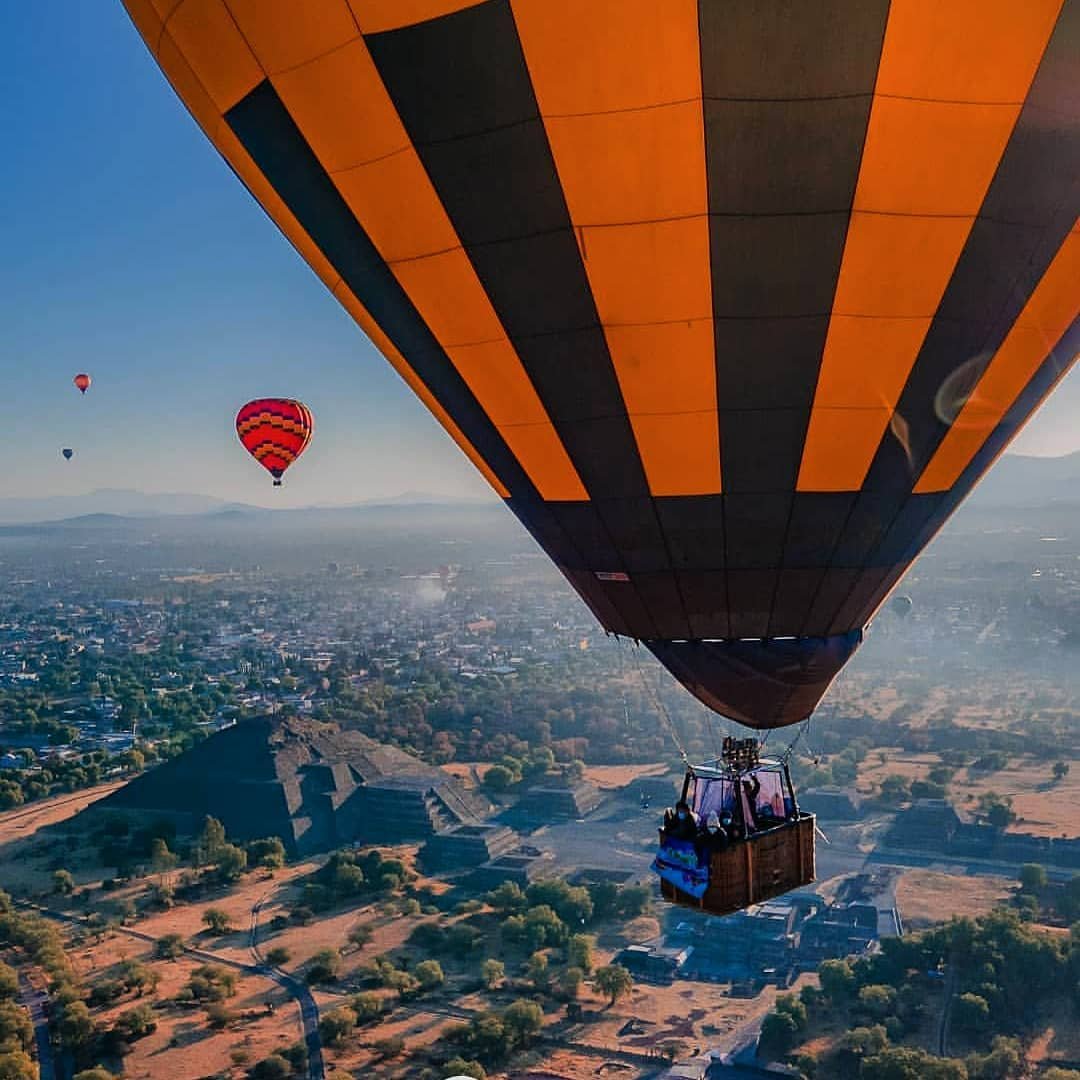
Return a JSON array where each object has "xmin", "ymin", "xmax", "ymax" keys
[
  {"xmin": 784, "ymin": 492, "xmax": 856, "ymax": 567},
  {"xmin": 558, "ymin": 418, "xmax": 653, "ymax": 500},
  {"xmin": 547, "ymin": 503, "xmax": 622, "ymax": 569},
  {"xmin": 768, "ymin": 567, "xmax": 827, "ymax": 638},
  {"xmin": 645, "ymin": 632, "xmax": 863, "ymax": 730},
  {"xmin": 513, "ymin": 328, "xmax": 627, "ymax": 422},
  {"xmin": 704, "ymin": 98, "xmax": 871, "ymax": 215},
  {"xmin": 714, "ymin": 317, "xmax": 831, "ymax": 410},
  {"xmin": 654, "ymin": 496, "xmax": 725, "ymax": 572},
  {"xmin": 563, "ymin": 570, "xmax": 631, "ymax": 637},
  {"xmin": 595, "ymin": 579, "xmax": 659, "ymax": 641},
  {"xmin": 223, "ymin": 80, "xmax": 539, "ymax": 507},
  {"xmin": 594, "ymin": 499, "xmax": 675, "ymax": 575},
  {"xmin": 719, "ymin": 410, "xmax": 809, "ymax": 493},
  {"xmin": 419, "ymin": 122, "xmax": 570, "ymax": 245},
  {"xmin": 362, "ymin": 0, "xmax": 532, "ymax": 143},
  {"xmin": 634, "ymin": 573, "xmax": 693, "ymax": 641},
  {"xmin": 678, "ymin": 570, "xmax": 730, "ymax": 639},
  {"xmin": 831, "ymin": 491, "xmax": 904, "ymax": 566},
  {"xmin": 727, "ymin": 569, "xmax": 779, "ymax": 638},
  {"xmin": 802, "ymin": 567, "xmax": 859, "ymax": 636},
  {"xmin": 830, "ymin": 566, "xmax": 890, "ymax": 633},
  {"xmin": 862, "ymin": 5, "xmax": 1080, "ymax": 497},
  {"xmin": 506, "ymin": 498, "xmax": 586, "ymax": 570},
  {"xmin": 698, "ymin": 0, "xmax": 890, "ymax": 100},
  {"xmin": 872, "ymin": 494, "xmax": 943, "ymax": 567},
  {"xmin": 368, "ymin": 0, "xmax": 649, "ymax": 503},
  {"xmin": 709, "ymin": 216, "xmax": 851, "ymax": 318},
  {"xmin": 723, "ymin": 492, "xmax": 791, "ymax": 568}
]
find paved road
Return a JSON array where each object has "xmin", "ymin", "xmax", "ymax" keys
[
  {"xmin": 250, "ymin": 894, "xmax": 325, "ymax": 1080},
  {"xmin": 18, "ymin": 971, "xmax": 57, "ymax": 1080},
  {"xmin": 18, "ymin": 899, "xmax": 325, "ymax": 1080}
]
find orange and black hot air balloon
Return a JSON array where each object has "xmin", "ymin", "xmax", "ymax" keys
[
  {"xmin": 124, "ymin": 1, "xmax": 1080, "ymax": 730},
  {"xmin": 235, "ymin": 398, "xmax": 313, "ymax": 486},
  {"xmin": 73, "ymin": 373, "xmax": 91, "ymax": 395}
]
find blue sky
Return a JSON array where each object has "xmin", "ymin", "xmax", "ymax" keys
[{"xmin": 3, "ymin": 5, "xmax": 1077, "ymax": 507}]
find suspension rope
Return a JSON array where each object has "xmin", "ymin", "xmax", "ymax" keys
[{"xmin": 623, "ymin": 637, "xmax": 690, "ymax": 766}]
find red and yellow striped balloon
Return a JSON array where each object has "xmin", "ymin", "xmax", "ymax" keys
[{"xmin": 235, "ymin": 398, "xmax": 313, "ymax": 486}]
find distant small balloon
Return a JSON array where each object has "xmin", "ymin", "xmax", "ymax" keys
[
  {"xmin": 61, "ymin": 448, "xmax": 74, "ymax": 461},
  {"xmin": 891, "ymin": 594, "xmax": 913, "ymax": 617},
  {"xmin": 235, "ymin": 398, "xmax": 313, "ymax": 486},
  {"xmin": 73, "ymin": 373, "xmax": 91, "ymax": 394}
]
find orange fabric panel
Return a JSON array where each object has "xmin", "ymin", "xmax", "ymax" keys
[
  {"xmin": 833, "ymin": 213, "xmax": 974, "ymax": 319},
  {"xmin": 517, "ymin": 0, "xmax": 715, "ymax": 497},
  {"xmin": 512, "ymin": 0, "xmax": 701, "ymax": 114},
  {"xmin": 271, "ymin": 38, "xmax": 408, "ymax": 172},
  {"xmin": 444, "ymin": 341, "xmax": 549, "ymax": 427},
  {"xmin": 798, "ymin": 408, "xmax": 896, "ymax": 492},
  {"xmin": 798, "ymin": 0, "xmax": 1059, "ymax": 494},
  {"xmin": 391, "ymin": 248, "xmax": 504, "ymax": 348},
  {"xmin": 583, "ymin": 218, "xmax": 712, "ymax": 327},
  {"xmin": 876, "ymin": 0, "xmax": 1063, "ymax": 102},
  {"xmin": 331, "ymin": 281, "xmax": 511, "ymax": 498},
  {"xmin": 604, "ymin": 321, "xmax": 716, "ymax": 416},
  {"xmin": 122, "ymin": 0, "xmax": 166, "ymax": 49},
  {"xmin": 154, "ymin": 27, "xmax": 225, "ymax": 138},
  {"xmin": 161, "ymin": 0, "xmax": 264, "ymax": 111},
  {"xmin": 333, "ymin": 150, "xmax": 459, "ymax": 263},
  {"xmin": 545, "ymin": 101, "xmax": 707, "ymax": 226},
  {"xmin": 498, "ymin": 425, "xmax": 589, "ymax": 502},
  {"xmin": 915, "ymin": 224, "xmax": 1080, "ymax": 492},
  {"xmin": 812, "ymin": 316, "xmax": 932, "ymax": 409},
  {"xmin": 224, "ymin": 0, "xmax": 357, "ymax": 76},
  {"xmin": 630, "ymin": 412, "xmax": 721, "ymax": 497},
  {"xmin": 149, "ymin": 0, "xmax": 182, "ymax": 18},
  {"xmin": 855, "ymin": 98, "xmax": 1020, "ymax": 216},
  {"xmin": 347, "ymin": 0, "xmax": 485, "ymax": 33}
]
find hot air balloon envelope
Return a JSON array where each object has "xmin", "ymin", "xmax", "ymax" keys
[
  {"xmin": 61, "ymin": 448, "xmax": 74, "ymax": 461},
  {"xmin": 236, "ymin": 399, "xmax": 313, "ymax": 486},
  {"xmin": 126, "ymin": 2, "xmax": 1080, "ymax": 728},
  {"xmin": 73, "ymin": 373, "xmax": 90, "ymax": 394}
]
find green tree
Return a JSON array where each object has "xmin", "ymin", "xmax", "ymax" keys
[
  {"xmin": 73, "ymin": 1069, "xmax": 114, "ymax": 1080},
  {"xmin": 197, "ymin": 815, "xmax": 227, "ymax": 863},
  {"xmin": 487, "ymin": 881, "xmax": 525, "ymax": 914},
  {"xmin": 593, "ymin": 964, "xmax": 633, "ymax": 1006},
  {"xmin": 1052, "ymin": 761, "xmax": 1070, "ymax": 783},
  {"xmin": 56, "ymin": 1001, "xmax": 95, "ymax": 1053},
  {"xmin": 415, "ymin": 959, "xmax": 445, "ymax": 991},
  {"xmin": 526, "ymin": 951, "xmax": 548, "ymax": 990},
  {"xmin": 306, "ymin": 948, "xmax": 341, "ymax": 984},
  {"xmin": 503, "ymin": 999, "xmax": 543, "ymax": 1047},
  {"xmin": 52, "ymin": 868, "xmax": 75, "ymax": 895},
  {"xmin": 318, "ymin": 1007, "xmax": 356, "ymax": 1047},
  {"xmin": 0, "ymin": 964, "xmax": 17, "ymax": 1002},
  {"xmin": 347, "ymin": 922, "xmax": 373, "ymax": 950},
  {"xmin": 481, "ymin": 958, "xmax": 504, "ymax": 989},
  {"xmin": 265, "ymin": 946, "xmax": 290, "ymax": 966},
  {"xmin": 819, "ymin": 958, "xmax": 856, "ymax": 1001},
  {"xmin": 566, "ymin": 933, "xmax": 595, "ymax": 973},
  {"xmin": 1019, "ymin": 863, "xmax": 1047, "ymax": 893},
  {"xmin": 953, "ymin": 993, "xmax": 991, "ymax": 1037},
  {"xmin": 443, "ymin": 1058, "xmax": 486, "ymax": 1080},
  {"xmin": 483, "ymin": 764, "xmax": 515, "ymax": 792},
  {"xmin": 0, "ymin": 1053, "xmax": 39, "ymax": 1080},
  {"xmin": 350, "ymin": 991, "xmax": 383, "ymax": 1024},
  {"xmin": 215, "ymin": 843, "xmax": 248, "ymax": 881},
  {"xmin": 758, "ymin": 1011, "xmax": 799, "ymax": 1061},
  {"xmin": 154, "ymin": 933, "xmax": 185, "ymax": 959},
  {"xmin": 202, "ymin": 907, "xmax": 232, "ymax": 934},
  {"xmin": 249, "ymin": 1054, "xmax": 291, "ymax": 1079},
  {"xmin": 114, "ymin": 1002, "xmax": 157, "ymax": 1041},
  {"xmin": 558, "ymin": 965, "xmax": 584, "ymax": 1000},
  {"xmin": 150, "ymin": 837, "xmax": 177, "ymax": 878}
]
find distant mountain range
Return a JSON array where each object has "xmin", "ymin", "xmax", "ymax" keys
[
  {"xmin": 0, "ymin": 488, "xmax": 496, "ymax": 526},
  {"xmin": 0, "ymin": 453, "xmax": 1076, "ymax": 526}
]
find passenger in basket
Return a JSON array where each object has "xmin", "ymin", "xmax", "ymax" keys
[
  {"xmin": 698, "ymin": 811, "xmax": 731, "ymax": 859},
  {"xmin": 662, "ymin": 799, "xmax": 699, "ymax": 842}
]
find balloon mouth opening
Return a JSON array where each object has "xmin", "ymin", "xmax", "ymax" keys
[{"xmin": 273, "ymin": 479, "xmax": 282, "ymax": 487}]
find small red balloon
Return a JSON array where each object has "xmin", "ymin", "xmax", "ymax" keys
[
  {"xmin": 73, "ymin": 373, "xmax": 91, "ymax": 394},
  {"xmin": 235, "ymin": 399, "xmax": 313, "ymax": 486}
]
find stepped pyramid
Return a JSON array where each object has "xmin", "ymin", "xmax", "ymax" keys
[{"xmin": 93, "ymin": 717, "xmax": 489, "ymax": 855}]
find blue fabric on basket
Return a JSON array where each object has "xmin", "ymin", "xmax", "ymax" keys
[{"xmin": 653, "ymin": 838, "xmax": 709, "ymax": 899}]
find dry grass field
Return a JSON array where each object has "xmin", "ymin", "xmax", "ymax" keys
[{"xmin": 895, "ymin": 869, "xmax": 1013, "ymax": 928}]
